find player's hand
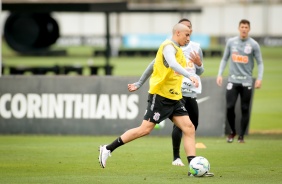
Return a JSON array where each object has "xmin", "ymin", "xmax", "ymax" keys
[
  {"xmin": 128, "ymin": 83, "xmax": 138, "ymax": 92},
  {"xmin": 189, "ymin": 76, "xmax": 199, "ymax": 88},
  {"xmin": 189, "ymin": 51, "xmax": 202, "ymax": 66},
  {"xmin": 216, "ymin": 76, "xmax": 223, "ymax": 86},
  {"xmin": 255, "ymin": 80, "xmax": 262, "ymax": 89}
]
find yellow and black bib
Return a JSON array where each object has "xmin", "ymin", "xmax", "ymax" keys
[{"xmin": 149, "ymin": 40, "xmax": 186, "ymax": 100}]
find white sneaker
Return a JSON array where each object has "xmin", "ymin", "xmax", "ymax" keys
[
  {"xmin": 99, "ymin": 145, "xmax": 111, "ymax": 168},
  {"xmin": 172, "ymin": 158, "xmax": 185, "ymax": 166}
]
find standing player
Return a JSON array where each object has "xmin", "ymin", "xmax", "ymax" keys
[
  {"xmin": 99, "ymin": 23, "xmax": 199, "ymax": 177},
  {"xmin": 128, "ymin": 19, "xmax": 205, "ymax": 167},
  {"xmin": 216, "ymin": 19, "xmax": 264, "ymax": 143}
]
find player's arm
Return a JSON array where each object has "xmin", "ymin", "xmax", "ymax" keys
[
  {"xmin": 128, "ymin": 59, "xmax": 154, "ymax": 92},
  {"xmin": 253, "ymin": 43, "xmax": 264, "ymax": 88},
  {"xmin": 217, "ymin": 40, "xmax": 231, "ymax": 86},
  {"xmin": 163, "ymin": 44, "xmax": 199, "ymax": 87}
]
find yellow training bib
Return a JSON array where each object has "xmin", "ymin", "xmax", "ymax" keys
[{"xmin": 149, "ymin": 40, "xmax": 186, "ymax": 100}]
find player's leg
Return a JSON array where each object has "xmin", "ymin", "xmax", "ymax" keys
[
  {"xmin": 171, "ymin": 101, "xmax": 214, "ymax": 177},
  {"xmin": 172, "ymin": 115, "xmax": 196, "ymax": 162},
  {"xmin": 174, "ymin": 99, "xmax": 214, "ymax": 177},
  {"xmin": 185, "ymin": 97, "xmax": 199, "ymax": 130},
  {"xmin": 120, "ymin": 120, "xmax": 155, "ymax": 143},
  {"xmin": 171, "ymin": 98, "xmax": 185, "ymax": 166},
  {"xmin": 226, "ymin": 83, "xmax": 239, "ymax": 142},
  {"xmin": 171, "ymin": 125, "xmax": 184, "ymax": 166},
  {"xmin": 99, "ymin": 120, "xmax": 155, "ymax": 168},
  {"xmin": 99, "ymin": 94, "xmax": 171, "ymax": 168},
  {"xmin": 238, "ymin": 86, "xmax": 253, "ymax": 143},
  {"xmin": 107, "ymin": 119, "xmax": 155, "ymax": 152},
  {"xmin": 171, "ymin": 97, "xmax": 198, "ymax": 166},
  {"xmin": 99, "ymin": 94, "xmax": 157, "ymax": 168},
  {"xmin": 170, "ymin": 100, "xmax": 196, "ymax": 163}
]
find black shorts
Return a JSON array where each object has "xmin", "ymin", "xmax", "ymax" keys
[{"xmin": 143, "ymin": 94, "xmax": 188, "ymax": 124}]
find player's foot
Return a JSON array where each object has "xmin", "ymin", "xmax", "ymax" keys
[
  {"xmin": 99, "ymin": 145, "xmax": 111, "ymax": 168},
  {"xmin": 172, "ymin": 158, "xmax": 185, "ymax": 166},
  {"xmin": 238, "ymin": 136, "xmax": 245, "ymax": 143},
  {"xmin": 204, "ymin": 172, "xmax": 215, "ymax": 177},
  {"xmin": 226, "ymin": 133, "xmax": 236, "ymax": 143},
  {"xmin": 188, "ymin": 171, "xmax": 214, "ymax": 177},
  {"xmin": 188, "ymin": 171, "xmax": 194, "ymax": 177}
]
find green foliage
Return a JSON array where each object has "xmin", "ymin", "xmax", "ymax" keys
[{"xmin": 0, "ymin": 135, "xmax": 281, "ymax": 184}]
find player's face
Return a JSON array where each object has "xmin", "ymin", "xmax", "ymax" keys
[
  {"xmin": 179, "ymin": 29, "xmax": 190, "ymax": 46},
  {"xmin": 239, "ymin": 23, "xmax": 250, "ymax": 39}
]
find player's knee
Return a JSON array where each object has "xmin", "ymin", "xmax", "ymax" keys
[
  {"xmin": 182, "ymin": 122, "xmax": 195, "ymax": 135},
  {"xmin": 189, "ymin": 125, "xmax": 195, "ymax": 134},
  {"xmin": 226, "ymin": 105, "xmax": 235, "ymax": 111},
  {"xmin": 142, "ymin": 127, "xmax": 151, "ymax": 136},
  {"xmin": 187, "ymin": 122, "xmax": 195, "ymax": 131},
  {"xmin": 241, "ymin": 104, "xmax": 250, "ymax": 112}
]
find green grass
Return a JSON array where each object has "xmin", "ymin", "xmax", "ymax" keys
[
  {"xmin": 1, "ymin": 40, "xmax": 282, "ymax": 182},
  {"xmin": 0, "ymin": 135, "xmax": 281, "ymax": 184}
]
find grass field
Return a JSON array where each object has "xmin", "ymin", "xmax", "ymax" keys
[
  {"xmin": 0, "ymin": 135, "xmax": 282, "ymax": 184},
  {"xmin": 1, "ymin": 43, "xmax": 282, "ymax": 183}
]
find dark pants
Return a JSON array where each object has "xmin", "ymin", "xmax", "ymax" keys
[{"xmin": 226, "ymin": 83, "xmax": 253, "ymax": 137}]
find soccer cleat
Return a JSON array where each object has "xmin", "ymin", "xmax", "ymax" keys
[
  {"xmin": 238, "ymin": 136, "xmax": 245, "ymax": 143},
  {"xmin": 172, "ymin": 158, "xmax": 185, "ymax": 166},
  {"xmin": 188, "ymin": 171, "xmax": 215, "ymax": 177},
  {"xmin": 99, "ymin": 145, "xmax": 111, "ymax": 168},
  {"xmin": 204, "ymin": 172, "xmax": 215, "ymax": 177},
  {"xmin": 188, "ymin": 171, "xmax": 194, "ymax": 177},
  {"xmin": 227, "ymin": 133, "xmax": 236, "ymax": 143}
]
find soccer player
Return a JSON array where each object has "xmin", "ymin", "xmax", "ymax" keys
[
  {"xmin": 216, "ymin": 19, "xmax": 264, "ymax": 143},
  {"xmin": 99, "ymin": 23, "xmax": 199, "ymax": 176},
  {"xmin": 128, "ymin": 19, "xmax": 205, "ymax": 167}
]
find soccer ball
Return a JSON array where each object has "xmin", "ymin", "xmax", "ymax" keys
[{"xmin": 189, "ymin": 156, "xmax": 210, "ymax": 177}]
